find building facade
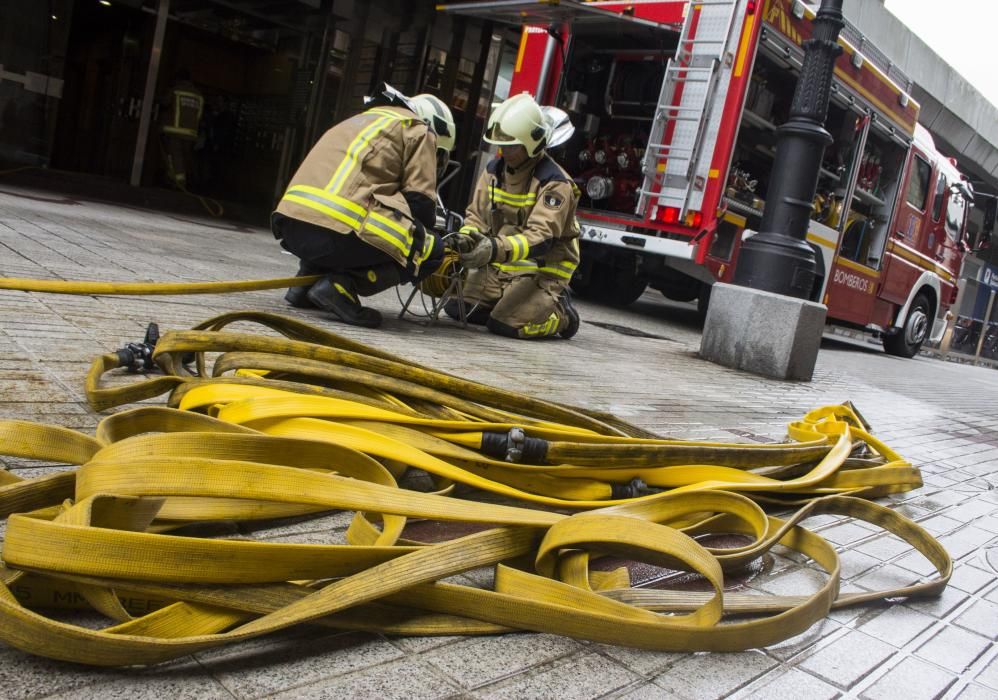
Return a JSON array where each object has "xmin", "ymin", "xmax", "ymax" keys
[{"xmin": 0, "ymin": 0, "xmax": 518, "ymax": 212}]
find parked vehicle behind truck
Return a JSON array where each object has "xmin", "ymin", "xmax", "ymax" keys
[{"xmin": 440, "ymin": 0, "xmax": 974, "ymax": 357}]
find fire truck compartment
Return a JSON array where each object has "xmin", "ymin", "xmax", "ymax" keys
[
  {"xmin": 726, "ymin": 47, "xmax": 907, "ymax": 276},
  {"xmin": 554, "ymin": 27, "xmax": 681, "ymax": 218}
]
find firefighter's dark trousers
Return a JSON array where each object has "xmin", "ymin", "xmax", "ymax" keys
[
  {"xmin": 274, "ymin": 215, "xmax": 441, "ymax": 296},
  {"xmin": 161, "ymin": 134, "xmax": 196, "ymax": 189}
]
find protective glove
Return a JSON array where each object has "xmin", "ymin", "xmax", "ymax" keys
[
  {"xmin": 449, "ymin": 230, "xmax": 486, "ymax": 255},
  {"xmin": 459, "ymin": 235, "xmax": 498, "ymax": 269}
]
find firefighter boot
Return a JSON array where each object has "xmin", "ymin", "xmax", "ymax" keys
[
  {"xmin": 285, "ymin": 262, "xmax": 321, "ymax": 309},
  {"xmin": 307, "ymin": 274, "xmax": 382, "ymax": 328},
  {"xmin": 558, "ymin": 289, "xmax": 580, "ymax": 339},
  {"xmin": 443, "ymin": 299, "xmax": 492, "ymax": 326}
]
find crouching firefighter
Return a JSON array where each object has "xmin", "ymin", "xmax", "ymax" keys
[
  {"xmin": 273, "ymin": 84, "xmax": 456, "ymax": 327},
  {"xmin": 447, "ymin": 94, "xmax": 580, "ymax": 340}
]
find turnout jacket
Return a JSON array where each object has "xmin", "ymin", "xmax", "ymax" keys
[
  {"xmin": 274, "ymin": 105, "xmax": 438, "ymax": 272},
  {"xmin": 461, "ymin": 154, "xmax": 580, "ymax": 282},
  {"xmin": 161, "ymin": 80, "xmax": 203, "ymax": 140}
]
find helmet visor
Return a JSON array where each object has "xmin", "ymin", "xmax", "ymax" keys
[{"xmin": 483, "ymin": 120, "xmax": 519, "ymax": 146}]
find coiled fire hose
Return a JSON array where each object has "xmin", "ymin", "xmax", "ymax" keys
[{"xmin": 0, "ymin": 311, "xmax": 949, "ymax": 667}]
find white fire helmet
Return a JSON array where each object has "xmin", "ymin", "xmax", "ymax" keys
[
  {"xmin": 409, "ymin": 93, "xmax": 457, "ymax": 153},
  {"xmin": 484, "ymin": 93, "xmax": 552, "ymax": 157}
]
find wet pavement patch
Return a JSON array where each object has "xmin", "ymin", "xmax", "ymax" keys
[{"xmin": 585, "ymin": 321, "xmax": 676, "ymax": 341}]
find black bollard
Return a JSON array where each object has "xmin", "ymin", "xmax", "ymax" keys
[{"xmin": 733, "ymin": 0, "xmax": 845, "ymax": 299}]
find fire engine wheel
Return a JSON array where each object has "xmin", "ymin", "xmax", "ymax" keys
[
  {"xmin": 594, "ymin": 264, "xmax": 648, "ymax": 307},
  {"xmin": 883, "ymin": 293, "xmax": 931, "ymax": 358}
]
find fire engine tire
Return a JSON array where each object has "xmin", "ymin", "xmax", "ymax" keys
[
  {"xmin": 590, "ymin": 263, "xmax": 648, "ymax": 307},
  {"xmin": 0, "ymin": 311, "xmax": 950, "ymax": 667},
  {"xmin": 883, "ymin": 293, "xmax": 931, "ymax": 358}
]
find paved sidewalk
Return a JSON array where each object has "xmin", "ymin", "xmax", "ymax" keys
[{"xmin": 0, "ymin": 185, "xmax": 996, "ymax": 700}]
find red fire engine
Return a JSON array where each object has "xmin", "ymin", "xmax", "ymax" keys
[{"xmin": 440, "ymin": 0, "xmax": 975, "ymax": 357}]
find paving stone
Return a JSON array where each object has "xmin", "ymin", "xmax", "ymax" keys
[
  {"xmin": 860, "ymin": 656, "xmax": 956, "ymax": 700},
  {"xmin": 839, "ymin": 549, "xmax": 883, "ymax": 580},
  {"xmin": 857, "ymin": 535, "xmax": 917, "ymax": 562},
  {"xmin": 754, "ymin": 566, "xmax": 830, "ymax": 596},
  {"xmin": 735, "ymin": 668, "xmax": 839, "ymax": 700},
  {"xmin": 957, "ymin": 684, "xmax": 998, "ymax": 699},
  {"xmin": 610, "ymin": 682, "xmax": 673, "ymax": 699},
  {"xmin": 853, "ymin": 563, "xmax": 923, "ymax": 591},
  {"xmin": 939, "ymin": 528, "xmax": 998, "ymax": 561},
  {"xmin": 954, "ymin": 600, "xmax": 998, "ymax": 640},
  {"xmin": 651, "ymin": 650, "xmax": 776, "ymax": 699},
  {"xmin": 267, "ymin": 657, "xmax": 458, "ymax": 700},
  {"xmin": 915, "ymin": 625, "xmax": 991, "ymax": 674},
  {"xmin": 423, "ymin": 633, "xmax": 580, "ymax": 689},
  {"xmin": 41, "ymin": 660, "xmax": 232, "ymax": 700},
  {"xmin": 975, "ymin": 654, "xmax": 998, "ymax": 691},
  {"xmin": 797, "ymin": 631, "xmax": 895, "ymax": 687},
  {"xmin": 905, "ymin": 586, "xmax": 971, "ymax": 618},
  {"xmin": 0, "ymin": 646, "xmax": 118, "ymax": 699},
  {"xmin": 949, "ymin": 563, "xmax": 998, "ymax": 594},
  {"xmin": 198, "ymin": 631, "xmax": 404, "ymax": 699},
  {"xmin": 474, "ymin": 651, "xmax": 637, "ymax": 699},
  {"xmin": 764, "ymin": 619, "xmax": 843, "ymax": 662},
  {"xmin": 858, "ymin": 604, "xmax": 936, "ymax": 648},
  {"xmin": 819, "ymin": 521, "xmax": 879, "ymax": 546},
  {"xmin": 596, "ymin": 644, "xmax": 689, "ymax": 677}
]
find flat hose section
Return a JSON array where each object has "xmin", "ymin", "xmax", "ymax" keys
[{"xmin": 0, "ymin": 312, "xmax": 949, "ymax": 666}]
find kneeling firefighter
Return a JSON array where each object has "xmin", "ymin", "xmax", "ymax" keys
[
  {"xmin": 273, "ymin": 84, "xmax": 456, "ymax": 327},
  {"xmin": 448, "ymin": 93, "xmax": 581, "ymax": 339}
]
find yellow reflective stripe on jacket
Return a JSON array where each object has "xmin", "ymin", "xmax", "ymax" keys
[
  {"xmin": 364, "ymin": 211, "xmax": 412, "ymax": 255},
  {"xmin": 162, "ymin": 126, "xmax": 198, "ymax": 137},
  {"xmin": 459, "ymin": 225, "xmax": 479, "ymax": 235},
  {"xmin": 522, "ymin": 312, "xmax": 560, "ymax": 337},
  {"xmin": 281, "ymin": 186, "xmax": 366, "ymax": 231},
  {"xmin": 493, "ymin": 260, "xmax": 538, "ymax": 274},
  {"xmin": 506, "ymin": 234, "xmax": 530, "ymax": 263},
  {"xmin": 538, "ymin": 260, "xmax": 577, "ymax": 280},
  {"xmin": 325, "ymin": 112, "xmax": 403, "ymax": 195},
  {"xmin": 417, "ymin": 235, "xmax": 435, "ymax": 264},
  {"xmin": 490, "ymin": 187, "xmax": 537, "ymax": 207},
  {"xmin": 170, "ymin": 90, "xmax": 203, "ymax": 133},
  {"xmin": 367, "ymin": 107, "xmax": 412, "ymax": 123}
]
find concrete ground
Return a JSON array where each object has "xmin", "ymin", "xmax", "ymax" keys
[{"xmin": 0, "ymin": 184, "xmax": 996, "ymax": 700}]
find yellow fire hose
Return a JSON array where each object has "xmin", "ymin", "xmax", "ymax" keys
[
  {"xmin": 0, "ymin": 276, "xmax": 321, "ymax": 296},
  {"xmin": 0, "ymin": 311, "xmax": 949, "ymax": 667}
]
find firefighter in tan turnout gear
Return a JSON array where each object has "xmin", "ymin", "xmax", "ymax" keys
[
  {"xmin": 273, "ymin": 84, "xmax": 455, "ymax": 327},
  {"xmin": 448, "ymin": 94, "xmax": 581, "ymax": 339},
  {"xmin": 160, "ymin": 69, "xmax": 203, "ymax": 190}
]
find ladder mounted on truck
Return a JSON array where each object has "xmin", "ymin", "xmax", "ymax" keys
[{"xmin": 637, "ymin": 0, "xmax": 746, "ymax": 222}]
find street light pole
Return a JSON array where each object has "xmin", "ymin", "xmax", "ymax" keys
[{"xmin": 733, "ymin": 0, "xmax": 845, "ymax": 298}]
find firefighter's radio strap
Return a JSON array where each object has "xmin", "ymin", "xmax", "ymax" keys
[{"xmin": 0, "ymin": 312, "xmax": 949, "ymax": 666}]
